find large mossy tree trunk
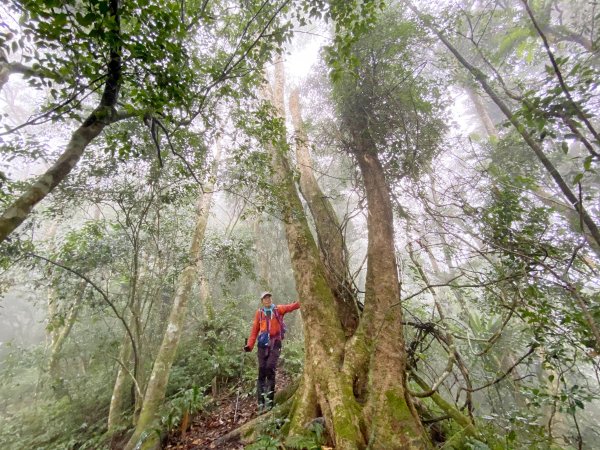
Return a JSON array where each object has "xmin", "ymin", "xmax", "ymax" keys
[
  {"xmin": 262, "ymin": 65, "xmax": 428, "ymax": 449},
  {"xmin": 263, "ymin": 74, "xmax": 364, "ymax": 449},
  {"xmin": 344, "ymin": 126, "xmax": 428, "ymax": 448},
  {"xmin": 289, "ymin": 86, "xmax": 359, "ymax": 335}
]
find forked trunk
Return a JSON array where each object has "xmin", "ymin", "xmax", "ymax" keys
[
  {"xmin": 347, "ymin": 138, "xmax": 427, "ymax": 448},
  {"xmin": 289, "ymin": 86, "xmax": 359, "ymax": 335},
  {"xmin": 263, "ymin": 77, "xmax": 365, "ymax": 448},
  {"xmin": 263, "ymin": 69, "xmax": 428, "ymax": 448}
]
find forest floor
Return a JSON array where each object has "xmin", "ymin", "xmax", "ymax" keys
[{"xmin": 165, "ymin": 371, "xmax": 293, "ymax": 449}]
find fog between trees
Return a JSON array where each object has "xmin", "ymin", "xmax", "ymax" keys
[{"xmin": 1, "ymin": 0, "xmax": 600, "ymax": 449}]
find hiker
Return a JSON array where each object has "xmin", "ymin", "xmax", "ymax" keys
[{"xmin": 244, "ymin": 291, "xmax": 300, "ymax": 410}]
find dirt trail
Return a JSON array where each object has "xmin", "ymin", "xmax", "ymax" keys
[{"xmin": 165, "ymin": 372, "xmax": 292, "ymax": 449}]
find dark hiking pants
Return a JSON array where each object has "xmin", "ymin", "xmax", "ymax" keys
[{"xmin": 257, "ymin": 339, "xmax": 281, "ymax": 409}]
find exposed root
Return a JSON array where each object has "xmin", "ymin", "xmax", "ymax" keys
[{"xmin": 212, "ymin": 398, "xmax": 293, "ymax": 447}]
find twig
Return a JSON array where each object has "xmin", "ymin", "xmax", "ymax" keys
[
  {"xmin": 463, "ymin": 345, "xmax": 535, "ymax": 393},
  {"xmin": 521, "ymin": 0, "xmax": 600, "ymax": 151}
]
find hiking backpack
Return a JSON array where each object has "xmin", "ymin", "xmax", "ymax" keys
[{"xmin": 257, "ymin": 306, "xmax": 286, "ymax": 348}]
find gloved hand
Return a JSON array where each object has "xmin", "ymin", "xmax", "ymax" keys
[{"xmin": 243, "ymin": 345, "xmax": 252, "ymax": 353}]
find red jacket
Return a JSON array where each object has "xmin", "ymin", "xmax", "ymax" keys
[{"xmin": 247, "ymin": 302, "xmax": 300, "ymax": 350}]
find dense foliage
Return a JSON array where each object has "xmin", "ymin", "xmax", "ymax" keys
[{"xmin": 1, "ymin": 0, "xmax": 600, "ymax": 448}]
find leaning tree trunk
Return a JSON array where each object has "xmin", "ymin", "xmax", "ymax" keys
[
  {"xmin": 289, "ymin": 85, "xmax": 359, "ymax": 335},
  {"xmin": 409, "ymin": 3, "xmax": 600, "ymax": 256},
  {"xmin": 262, "ymin": 79, "xmax": 365, "ymax": 449},
  {"xmin": 0, "ymin": 0, "xmax": 123, "ymax": 244},
  {"xmin": 196, "ymin": 145, "xmax": 221, "ymax": 320},
  {"xmin": 410, "ymin": 7, "xmax": 600, "ymax": 349},
  {"xmin": 123, "ymin": 153, "xmax": 217, "ymax": 450},
  {"xmin": 464, "ymin": 82, "xmax": 600, "ymax": 257}
]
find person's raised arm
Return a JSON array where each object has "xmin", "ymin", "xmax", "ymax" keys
[{"xmin": 278, "ymin": 300, "xmax": 300, "ymax": 315}]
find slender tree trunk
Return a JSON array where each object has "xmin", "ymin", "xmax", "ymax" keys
[
  {"xmin": 253, "ymin": 218, "xmax": 274, "ymax": 289},
  {"xmin": 123, "ymin": 155, "xmax": 216, "ymax": 450},
  {"xmin": 48, "ymin": 281, "xmax": 87, "ymax": 381},
  {"xmin": 128, "ymin": 239, "xmax": 144, "ymax": 422},
  {"xmin": 197, "ymin": 259, "xmax": 214, "ymax": 320},
  {"xmin": 463, "ymin": 84, "xmax": 498, "ymax": 139},
  {"xmin": 289, "ymin": 86, "xmax": 359, "ymax": 335},
  {"xmin": 196, "ymin": 144, "xmax": 221, "ymax": 320},
  {"xmin": 44, "ymin": 220, "xmax": 86, "ymax": 391},
  {"xmin": 108, "ymin": 331, "xmax": 134, "ymax": 434}
]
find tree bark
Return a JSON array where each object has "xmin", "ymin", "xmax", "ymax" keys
[
  {"xmin": 48, "ymin": 281, "xmax": 87, "ymax": 381},
  {"xmin": 347, "ymin": 132, "xmax": 428, "ymax": 448},
  {"xmin": 463, "ymin": 84, "xmax": 498, "ymax": 139},
  {"xmin": 289, "ymin": 86, "xmax": 359, "ymax": 335},
  {"xmin": 108, "ymin": 331, "xmax": 134, "ymax": 434},
  {"xmin": 262, "ymin": 77, "xmax": 365, "ymax": 449},
  {"xmin": 196, "ymin": 145, "xmax": 221, "ymax": 320},
  {"xmin": 262, "ymin": 64, "xmax": 428, "ymax": 448}
]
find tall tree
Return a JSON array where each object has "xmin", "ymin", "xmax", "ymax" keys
[
  {"xmin": 246, "ymin": 14, "xmax": 445, "ymax": 441},
  {"xmin": 259, "ymin": 75, "xmax": 366, "ymax": 450}
]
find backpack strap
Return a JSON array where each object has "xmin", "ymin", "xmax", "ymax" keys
[
  {"xmin": 258, "ymin": 308, "xmax": 271, "ymax": 334},
  {"xmin": 273, "ymin": 306, "xmax": 286, "ymax": 340}
]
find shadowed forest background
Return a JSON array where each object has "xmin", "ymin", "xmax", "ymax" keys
[{"xmin": 1, "ymin": 0, "xmax": 600, "ymax": 448}]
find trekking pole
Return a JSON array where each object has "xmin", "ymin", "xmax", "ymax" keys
[{"xmin": 233, "ymin": 339, "xmax": 247, "ymax": 423}]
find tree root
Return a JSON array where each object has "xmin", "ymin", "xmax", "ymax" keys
[
  {"xmin": 410, "ymin": 372, "xmax": 479, "ymax": 439},
  {"xmin": 212, "ymin": 398, "xmax": 293, "ymax": 447},
  {"xmin": 212, "ymin": 379, "xmax": 298, "ymax": 447}
]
